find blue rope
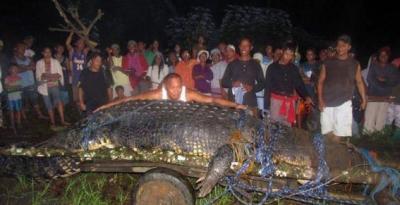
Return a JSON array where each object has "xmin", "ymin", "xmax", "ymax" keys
[
  {"xmin": 358, "ymin": 148, "xmax": 400, "ymax": 201},
  {"xmin": 219, "ymin": 113, "xmax": 368, "ymax": 204},
  {"xmin": 256, "ymin": 122, "xmax": 279, "ymax": 177},
  {"xmin": 298, "ymin": 132, "xmax": 329, "ymax": 195}
]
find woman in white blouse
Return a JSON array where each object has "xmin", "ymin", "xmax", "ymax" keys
[
  {"xmin": 146, "ymin": 52, "xmax": 169, "ymax": 89},
  {"xmin": 36, "ymin": 47, "xmax": 69, "ymax": 129}
]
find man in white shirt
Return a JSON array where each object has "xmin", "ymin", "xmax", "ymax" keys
[{"xmin": 96, "ymin": 73, "xmax": 246, "ymax": 111}]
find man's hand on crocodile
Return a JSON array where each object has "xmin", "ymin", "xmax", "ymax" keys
[
  {"xmin": 94, "ymin": 98, "xmax": 129, "ymax": 112},
  {"xmin": 236, "ymin": 104, "xmax": 247, "ymax": 110}
]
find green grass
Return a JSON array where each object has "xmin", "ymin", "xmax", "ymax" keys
[
  {"xmin": 62, "ymin": 174, "xmax": 109, "ymax": 205},
  {"xmin": 196, "ymin": 185, "xmax": 233, "ymax": 205},
  {"xmin": 0, "ymin": 173, "xmax": 238, "ymax": 205},
  {"xmin": 0, "ymin": 174, "xmax": 137, "ymax": 205},
  {"xmin": 351, "ymin": 125, "xmax": 400, "ymax": 162}
]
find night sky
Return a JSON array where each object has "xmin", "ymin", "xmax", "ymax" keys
[{"xmin": 1, "ymin": 0, "xmax": 398, "ymax": 65}]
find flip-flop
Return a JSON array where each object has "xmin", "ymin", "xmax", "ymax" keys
[
  {"xmin": 62, "ymin": 121, "xmax": 71, "ymax": 126},
  {"xmin": 51, "ymin": 126, "xmax": 65, "ymax": 132}
]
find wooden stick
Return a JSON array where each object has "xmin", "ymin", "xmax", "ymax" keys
[
  {"xmin": 86, "ymin": 9, "xmax": 104, "ymax": 35},
  {"xmin": 49, "ymin": 27, "xmax": 73, "ymax": 32},
  {"xmin": 50, "ymin": 0, "xmax": 102, "ymax": 49},
  {"xmin": 51, "ymin": 0, "xmax": 80, "ymax": 33},
  {"xmin": 67, "ymin": 7, "xmax": 87, "ymax": 31}
]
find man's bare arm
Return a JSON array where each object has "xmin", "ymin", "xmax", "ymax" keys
[
  {"xmin": 355, "ymin": 64, "xmax": 367, "ymax": 110},
  {"xmin": 317, "ymin": 65, "xmax": 326, "ymax": 111},
  {"xmin": 107, "ymin": 87, "xmax": 113, "ymax": 102},
  {"xmin": 95, "ymin": 89, "xmax": 161, "ymax": 112},
  {"xmin": 188, "ymin": 89, "xmax": 245, "ymax": 109}
]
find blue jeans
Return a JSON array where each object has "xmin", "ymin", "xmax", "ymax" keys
[
  {"xmin": 42, "ymin": 87, "xmax": 61, "ymax": 111},
  {"xmin": 22, "ymin": 87, "xmax": 39, "ymax": 106}
]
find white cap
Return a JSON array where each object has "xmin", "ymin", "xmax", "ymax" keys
[
  {"xmin": 253, "ymin": 52, "xmax": 263, "ymax": 62},
  {"xmin": 210, "ymin": 48, "xmax": 221, "ymax": 56},
  {"xmin": 227, "ymin": 44, "xmax": 236, "ymax": 52},
  {"xmin": 197, "ymin": 50, "xmax": 210, "ymax": 59}
]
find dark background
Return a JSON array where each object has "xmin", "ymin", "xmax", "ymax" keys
[{"xmin": 1, "ymin": 0, "xmax": 398, "ymax": 65}]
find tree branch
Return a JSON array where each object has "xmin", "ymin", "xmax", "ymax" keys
[
  {"xmin": 67, "ymin": 7, "xmax": 87, "ymax": 31},
  {"xmin": 49, "ymin": 27, "xmax": 73, "ymax": 32},
  {"xmin": 86, "ymin": 9, "xmax": 104, "ymax": 35},
  {"xmin": 51, "ymin": 0, "xmax": 80, "ymax": 33},
  {"xmin": 50, "ymin": 0, "xmax": 103, "ymax": 49},
  {"xmin": 49, "ymin": 27, "xmax": 85, "ymax": 38}
]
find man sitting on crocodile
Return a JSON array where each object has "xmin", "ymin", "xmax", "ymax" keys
[{"xmin": 96, "ymin": 73, "xmax": 247, "ymax": 111}]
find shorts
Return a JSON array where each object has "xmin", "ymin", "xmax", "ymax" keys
[
  {"xmin": 22, "ymin": 88, "xmax": 39, "ymax": 106},
  {"xmin": 60, "ymin": 89, "xmax": 70, "ymax": 105},
  {"xmin": 8, "ymin": 99, "xmax": 22, "ymax": 112},
  {"xmin": 42, "ymin": 87, "xmax": 61, "ymax": 111},
  {"xmin": 386, "ymin": 103, "xmax": 400, "ymax": 127},
  {"xmin": 321, "ymin": 100, "xmax": 352, "ymax": 137}
]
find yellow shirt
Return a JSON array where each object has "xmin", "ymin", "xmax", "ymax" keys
[{"xmin": 111, "ymin": 56, "xmax": 129, "ymax": 85}]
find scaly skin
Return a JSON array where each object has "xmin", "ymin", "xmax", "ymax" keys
[
  {"xmin": 1, "ymin": 100, "xmax": 259, "ymax": 197},
  {"xmin": 0, "ymin": 100, "xmax": 342, "ymax": 198}
]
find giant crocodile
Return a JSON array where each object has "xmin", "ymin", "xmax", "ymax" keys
[{"xmin": 0, "ymin": 100, "xmax": 399, "ymax": 203}]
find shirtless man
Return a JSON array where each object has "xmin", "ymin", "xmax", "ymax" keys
[{"xmin": 96, "ymin": 73, "xmax": 247, "ymax": 111}]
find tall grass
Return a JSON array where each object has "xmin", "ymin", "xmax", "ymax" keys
[{"xmin": 196, "ymin": 185, "xmax": 233, "ymax": 205}]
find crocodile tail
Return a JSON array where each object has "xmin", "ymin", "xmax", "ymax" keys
[{"xmin": 0, "ymin": 155, "xmax": 81, "ymax": 180}]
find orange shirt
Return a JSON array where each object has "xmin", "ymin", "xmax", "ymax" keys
[{"xmin": 175, "ymin": 59, "xmax": 197, "ymax": 89}]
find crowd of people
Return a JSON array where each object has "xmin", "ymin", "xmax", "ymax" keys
[{"xmin": 0, "ymin": 33, "xmax": 399, "ymax": 142}]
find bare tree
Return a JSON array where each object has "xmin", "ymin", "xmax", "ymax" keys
[{"xmin": 49, "ymin": 0, "xmax": 104, "ymax": 49}]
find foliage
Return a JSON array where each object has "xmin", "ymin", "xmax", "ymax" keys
[
  {"xmin": 219, "ymin": 5, "xmax": 292, "ymax": 46},
  {"xmin": 165, "ymin": 7, "xmax": 218, "ymax": 48},
  {"xmin": 352, "ymin": 126, "xmax": 400, "ymax": 152},
  {"xmin": 165, "ymin": 5, "xmax": 293, "ymax": 49}
]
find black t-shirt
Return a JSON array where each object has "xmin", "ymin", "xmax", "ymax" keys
[
  {"xmin": 221, "ymin": 59, "xmax": 265, "ymax": 107},
  {"xmin": 264, "ymin": 62, "xmax": 309, "ymax": 109},
  {"xmin": 322, "ymin": 57, "xmax": 358, "ymax": 107},
  {"xmin": 79, "ymin": 68, "xmax": 111, "ymax": 110}
]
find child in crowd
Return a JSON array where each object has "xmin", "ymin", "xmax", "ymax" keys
[
  {"xmin": 5, "ymin": 65, "xmax": 23, "ymax": 131},
  {"xmin": 113, "ymin": 85, "xmax": 126, "ymax": 101}
]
